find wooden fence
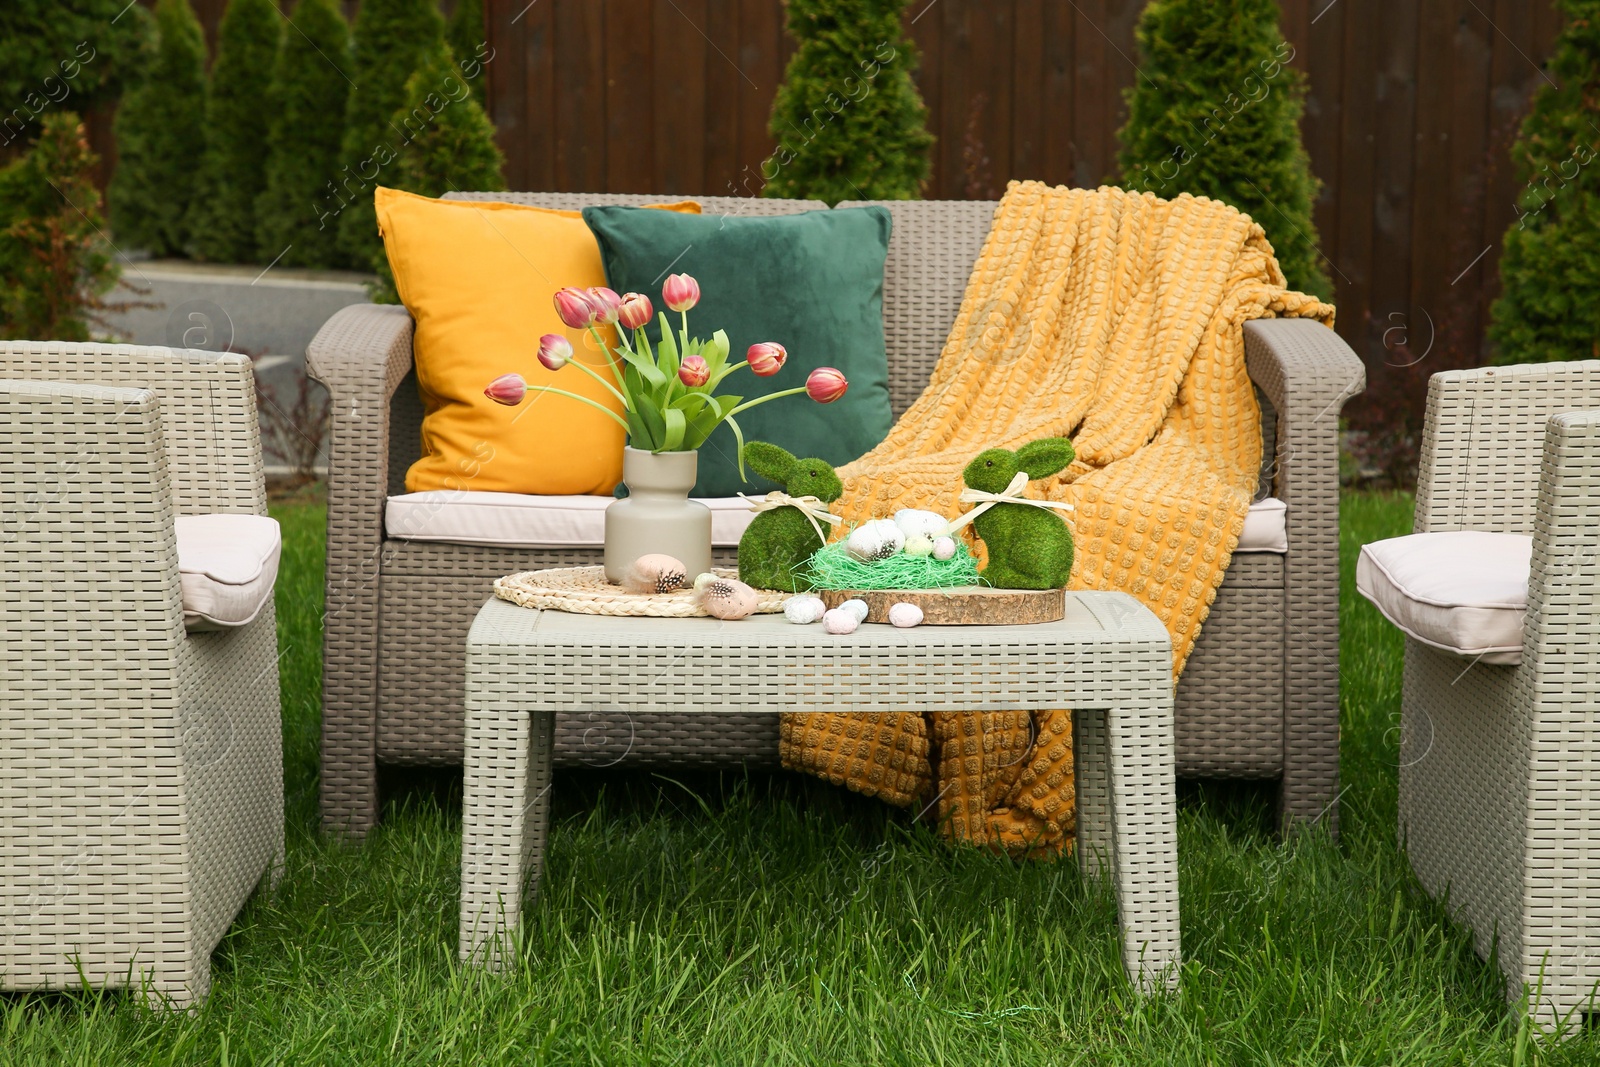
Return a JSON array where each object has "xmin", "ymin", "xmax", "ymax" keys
[{"xmin": 169, "ymin": 0, "xmax": 1571, "ymax": 378}]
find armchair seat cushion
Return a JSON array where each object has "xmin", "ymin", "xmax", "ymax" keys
[
  {"xmin": 175, "ymin": 514, "xmax": 281, "ymax": 630},
  {"xmin": 385, "ymin": 490, "xmax": 1291, "ymax": 554},
  {"xmin": 1356, "ymin": 531, "xmax": 1530, "ymax": 665}
]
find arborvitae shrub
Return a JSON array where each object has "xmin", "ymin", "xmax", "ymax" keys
[
  {"xmin": 0, "ymin": 0, "xmax": 146, "ymax": 151},
  {"xmin": 446, "ymin": 0, "xmax": 490, "ymax": 106},
  {"xmin": 762, "ymin": 0, "xmax": 933, "ymax": 204},
  {"xmin": 256, "ymin": 0, "xmax": 351, "ymax": 270},
  {"xmin": 1117, "ymin": 0, "xmax": 1331, "ymax": 299},
  {"xmin": 369, "ymin": 43, "xmax": 506, "ymax": 302},
  {"xmin": 190, "ymin": 0, "xmax": 281, "ymax": 263},
  {"xmin": 109, "ymin": 0, "xmax": 207, "ymax": 257},
  {"xmin": 0, "ymin": 113, "xmax": 121, "ymax": 340},
  {"xmin": 336, "ymin": 0, "xmax": 445, "ymax": 268},
  {"xmin": 1489, "ymin": 0, "xmax": 1600, "ymax": 364}
]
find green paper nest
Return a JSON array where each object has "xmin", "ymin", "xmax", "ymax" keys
[{"xmin": 804, "ymin": 537, "xmax": 983, "ymax": 591}]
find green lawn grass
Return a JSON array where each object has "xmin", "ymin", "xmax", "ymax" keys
[{"xmin": 5, "ymin": 489, "xmax": 1595, "ymax": 1064}]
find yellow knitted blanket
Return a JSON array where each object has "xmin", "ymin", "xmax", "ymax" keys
[{"xmin": 780, "ymin": 181, "xmax": 1335, "ymax": 857}]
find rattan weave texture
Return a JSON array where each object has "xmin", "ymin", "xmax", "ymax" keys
[
  {"xmin": 1, "ymin": 344, "xmax": 283, "ymax": 1008},
  {"xmin": 1398, "ymin": 363, "xmax": 1600, "ymax": 1029},
  {"xmin": 308, "ymin": 194, "xmax": 1365, "ymax": 838},
  {"xmin": 459, "ymin": 594, "xmax": 1180, "ymax": 993}
]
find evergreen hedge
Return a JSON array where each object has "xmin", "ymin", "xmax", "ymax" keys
[
  {"xmin": 762, "ymin": 0, "xmax": 933, "ymax": 204},
  {"xmin": 0, "ymin": 0, "xmax": 146, "ymax": 150},
  {"xmin": 0, "ymin": 113, "xmax": 121, "ymax": 340},
  {"xmin": 190, "ymin": 0, "xmax": 281, "ymax": 263},
  {"xmin": 446, "ymin": 0, "xmax": 489, "ymax": 107},
  {"xmin": 1489, "ymin": 0, "xmax": 1600, "ymax": 364},
  {"xmin": 1117, "ymin": 0, "xmax": 1331, "ymax": 299},
  {"xmin": 109, "ymin": 0, "xmax": 207, "ymax": 257},
  {"xmin": 336, "ymin": 0, "xmax": 445, "ymax": 268},
  {"xmin": 369, "ymin": 43, "xmax": 506, "ymax": 301},
  {"xmin": 256, "ymin": 0, "xmax": 351, "ymax": 270}
]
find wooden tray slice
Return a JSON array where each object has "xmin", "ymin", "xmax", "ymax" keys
[{"xmin": 817, "ymin": 586, "xmax": 1065, "ymax": 626}]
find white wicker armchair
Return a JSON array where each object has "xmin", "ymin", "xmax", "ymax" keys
[
  {"xmin": 0, "ymin": 343, "xmax": 284, "ymax": 1008},
  {"xmin": 1394, "ymin": 360, "xmax": 1600, "ymax": 1030}
]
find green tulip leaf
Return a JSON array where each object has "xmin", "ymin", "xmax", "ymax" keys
[
  {"xmin": 636, "ymin": 398, "xmax": 666, "ymax": 448},
  {"xmin": 724, "ymin": 412, "xmax": 749, "ymax": 480},
  {"xmin": 661, "ymin": 407, "xmax": 687, "ymax": 451},
  {"xmin": 656, "ymin": 312, "xmax": 680, "ymax": 378}
]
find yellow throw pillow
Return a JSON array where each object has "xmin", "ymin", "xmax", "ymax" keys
[{"xmin": 374, "ymin": 187, "xmax": 701, "ymax": 495}]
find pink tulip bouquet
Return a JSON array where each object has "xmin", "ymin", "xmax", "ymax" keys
[{"xmin": 485, "ymin": 273, "xmax": 848, "ymax": 472}]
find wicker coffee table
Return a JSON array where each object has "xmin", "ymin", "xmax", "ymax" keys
[{"xmin": 458, "ymin": 592, "xmax": 1181, "ymax": 993}]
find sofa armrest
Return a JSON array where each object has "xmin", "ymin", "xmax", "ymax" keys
[
  {"xmin": 1241, "ymin": 318, "xmax": 1365, "ymax": 835},
  {"xmin": 305, "ymin": 303, "xmax": 415, "ymax": 836},
  {"xmin": 1525, "ymin": 410, "xmax": 1600, "ymax": 666}
]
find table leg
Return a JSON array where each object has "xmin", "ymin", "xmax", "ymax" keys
[
  {"xmin": 1103, "ymin": 696, "xmax": 1181, "ymax": 994},
  {"xmin": 460, "ymin": 697, "xmax": 555, "ymax": 972},
  {"xmin": 1073, "ymin": 709, "xmax": 1115, "ymax": 882}
]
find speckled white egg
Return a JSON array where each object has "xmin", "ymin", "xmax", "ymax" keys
[
  {"xmin": 822, "ymin": 608, "xmax": 860, "ymax": 635},
  {"xmin": 783, "ymin": 595, "xmax": 826, "ymax": 624},
  {"xmin": 931, "ymin": 536, "xmax": 957, "ymax": 561},
  {"xmin": 888, "ymin": 602, "xmax": 924, "ymax": 628},
  {"xmin": 902, "ymin": 534, "xmax": 933, "ymax": 558},
  {"xmin": 894, "ymin": 508, "xmax": 951, "ymax": 540},
  {"xmin": 844, "ymin": 519, "xmax": 904, "ymax": 562},
  {"xmin": 839, "ymin": 598, "xmax": 870, "ymax": 623}
]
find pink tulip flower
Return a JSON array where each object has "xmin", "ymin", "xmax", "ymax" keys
[
  {"xmin": 805, "ymin": 367, "xmax": 849, "ymax": 404},
  {"xmin": 586, "ymin": 286, "xmax": 622, "ymax": 325},
  {"xmin": 553, "ymin": 287, "xmax": 598, "ymax": 329},
  {"xmin": 678, "ymin": 355, "xmax": 710, "ymax": 387},
  {"xmin": 746, "ymin": 342, "xmax": 787, "ymax": 377},
  {"xmin": 618, "ymin": 292, "xmax": 653, "ymax": 330},
  {"xmin": 537, "ymin": 333, "xmax": 572, "ymax": 371},
  {"xmin": 662, "ymin": 273, "xmax": 701, "ymax": 313},
  {"xmin": 484, "ymin": 373, "xmax": 527, "ymax": 406}
]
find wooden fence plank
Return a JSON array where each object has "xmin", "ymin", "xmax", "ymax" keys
[
  {"xmin": 604, "ymin": 0, "xmax": 655, "ymax": 193},
  {"xmin": 654, "ymin": 0, "xmax": 708, "ymax": 195},
  {"xmin": 553, "ymin": 0, "xmax": 604, "ymax": 192}
]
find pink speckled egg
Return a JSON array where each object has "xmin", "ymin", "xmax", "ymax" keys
[{"xmin": 822, "ymin": 608, "xmax": 859, "ymax": 635}]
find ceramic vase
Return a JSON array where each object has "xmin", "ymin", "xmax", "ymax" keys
[{"xmin": 604, "ymin": 447, "xmax": 712, "ymax": 583}]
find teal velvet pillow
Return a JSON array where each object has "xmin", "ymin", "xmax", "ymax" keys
[{"xmin": 582, "ymin": 205, "xmax": 894, "ymax": 498}]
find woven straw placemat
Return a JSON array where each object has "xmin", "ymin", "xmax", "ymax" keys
[{"xmin": 493, "ymin": 566, "xmax": 787, "ymax": 617}]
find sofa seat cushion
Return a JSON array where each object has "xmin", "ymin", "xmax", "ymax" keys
[
  {"xmin": 1356, "ymin": 531, "xmax": 1530, "ymax": 665},
  {"xmin": 387, "ymin": 491, "xmax": 1292, "ymax": 554},
  {"xmin": 175, "ymin": 514, "xmax": 281, "ymax": 631}
]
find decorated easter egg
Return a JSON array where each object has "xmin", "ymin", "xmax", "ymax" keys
[
  {"xmin": 839, "ymin": 598, "xmax": 870, "ymax": 623},
  {"xmin": 621, "ymin": 554, "xmax": 688, "ymax": 595},
  {"xmin": 903, "ymin": 534, "xmax": 933, "ymax": 558},
  {"xmin": 696, "ymin": 577, "xmax": 759, "ymax": 620},
  {"xmin": 893, "ymin": 508, "xmax": 951, "ymax": 540},
  {"xmin": 822, "ymin": 608, "xmax": 860, "ymax": 635},
  {"xmin": 888, "ymin": 602, "xmax": 924, "ymax": 628},
  {"xmin": 844, "ymin": 519, "xmax": 905, "ymax": 562},
  {"xmin": 783, "ymin": 595, "xmax": 826, "ymax": 624},
  {"xmin": 931, "ymin": 536, "xmax": 957, "ymax": 561}
]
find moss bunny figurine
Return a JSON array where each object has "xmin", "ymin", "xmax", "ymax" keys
[
  {"xmin": 737, "ymin": 442, "xmax": 843, "ymax": 592},
  {"xmin": 961, "ymin": 437, "xmax": 1076, "ymax": 590}
]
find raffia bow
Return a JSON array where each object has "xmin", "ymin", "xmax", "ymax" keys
[
  {"xmin": 739, "ymin": 491, "xmax": 844, "ymax": 546},
  {"xmin": 945, "ymin": 471, "xmax": 1075, "ymax": 534}
]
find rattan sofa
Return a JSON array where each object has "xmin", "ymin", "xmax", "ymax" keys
[
  {"xmin": 1395, "ymin": 361, "xmax": 1600, "ymax": 1030},
  {"xmin": 0, "ymin": 343, "xmax": 284, "ymax": 1008},
  {"xmin": 308, "ymin": 192, "xmax": 1366, "ymax": 840}
]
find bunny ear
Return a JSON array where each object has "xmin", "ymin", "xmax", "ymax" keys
[
  {"xmin": 1016, "ymin": 437, "xmax": 1075, "ymax": 480},
  {"xmin": 742, "ymin": 441, "xmax": 797, "ymax": 482}
]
